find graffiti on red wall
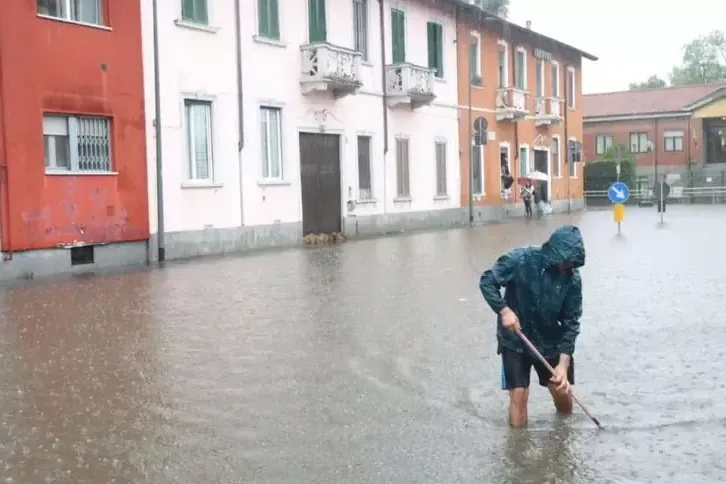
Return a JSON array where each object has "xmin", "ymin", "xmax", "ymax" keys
[{"xmin": 21, "ymin": 185, "xmax": 146, "ymax": 246}]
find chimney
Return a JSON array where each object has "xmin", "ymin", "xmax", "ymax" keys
[{"xmin": 526, "ymin": 20, "xmax": 532, "ymax": 29}]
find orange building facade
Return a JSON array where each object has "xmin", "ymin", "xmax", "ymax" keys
[
  {"xmin": 455, "ymin": 15, "xmax": 596, "ymax": 214},
  {"xmin": 0, "ymin": 1, "xmax": 148, "ymax": 278}
]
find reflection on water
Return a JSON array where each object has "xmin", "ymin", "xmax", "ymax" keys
[{"xmin": 0, "ymin": 207, "xmax": 724, "ymax": 482}]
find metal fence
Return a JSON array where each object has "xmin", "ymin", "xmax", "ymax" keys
[{"xmin": 585, "ymin": 167, "xmax": 726, "ymax": 208}]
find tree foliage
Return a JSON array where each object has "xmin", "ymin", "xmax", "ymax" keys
[
  {"xmin": 471, "ymin": 0, "xmax": 509, "ymax": 17},
  {"xmin": 629, "ymin": 75, "xmax": 667, "ymax": 90},
  {"xmin": 628, "ymin": 30, "xmax": 726, "ymax": 88}
]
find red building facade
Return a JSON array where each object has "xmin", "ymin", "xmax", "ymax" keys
[{"xmin": 0, "ymin": 0, "xmax": 148, "ymax": 261}]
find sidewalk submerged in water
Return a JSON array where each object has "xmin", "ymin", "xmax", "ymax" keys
[{"xmin": 0, "ymin": 199, "xmax": 586, "ymax": 286}]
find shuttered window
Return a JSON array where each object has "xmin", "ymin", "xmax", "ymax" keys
[
  {"xmin": 308, "ymin": 0, "xmax": 326, "ymax": 42},
  {"xmin": 391, "ymin": 9, "xmax": 406, "ymax": 63},
  {"xmin": 427, "ymin": 22, "xmax": 443, "ymax": 78}
]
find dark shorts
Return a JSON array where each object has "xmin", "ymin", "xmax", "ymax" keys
[{"xmin": 500, "ymin": 347, "xmax": 575, "ymax": 390}]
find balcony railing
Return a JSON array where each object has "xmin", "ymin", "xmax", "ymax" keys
[
  {"xmin": 534, "ymin": 97, "xmax": 564, "ymax": 126},
  {"xmin": 495, "ymin": 87, "xmax": 528, "ymax": 120},
  {"xmin": 385, "ymin": 63, "xmax": 436, "ymax": 109},
  {"xmin": 300, "ymin": 42, "xmax": 363, "ymax": 98}
]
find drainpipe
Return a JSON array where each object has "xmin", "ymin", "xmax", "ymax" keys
[
  {"xmin": 233, "ymin": 0, "xmax": 245, "ymax": 224},
  {"xmin": 467, "ymin": 27, "xmax": 474, "ymax": 226},
  {"xmin": 0, "ymin": 36, "xmax": 10, "ymax": 259},
  {"xmin": 151, "ymin": 0, "xmax": 166, "ymax": 262},
  {"xmin": 563, "ymin": 61, "xmax": 570, "ymax": 213},
  {"xmin": 378, "ymin": 0, "xmax": 388, "ymax": 212},
  {"xmin": 508, "ymin": 21, "xmax": 520, "ymax": 202}
]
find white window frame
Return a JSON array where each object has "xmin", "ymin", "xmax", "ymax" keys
[
  {"xmin": 470, "ymin": 31, "xmax": 482, "ymax": 80},
  {"xmin": 568, "ymin": 136, "xmax": 578, "ymax": 178},
  {"xmin": 629, "ymin": 132, "xmax": 649, "ymax": 153},
  {"xmin": 356, "ymin": 132, "xmax": 374, "ymax": 200},
  {"xmin": 352, "ymin": 0, "xmax": 368, "ymax": 61},
  {"xmin": 535, "ymin": 59, "xmax": 545, "ymax": 98},
  {"xmin": 37, "ymin": 0, "xmax": 105, "ymax": 26},
  {"xmin": 518, "ymin": 143, "xmax": 529, "ymax": 178},
  {"xmin": 43, "ymin": 114, "xmax": 113, "ymax": 173},
  {"xmin": 595, "ymin": 135, "xmax": 613, "ymax": 155},
  {"xmin": 497, "ymin": 40, "xmax": 509, "ymax": 88},
  {"xmin": 395, "ymin": 136, "xmax": 411, "ymax": 198},
  {"xmin": 567, "ymin": 66, "xmax": 576, "ymax": 108},
  {"xmin": 515, "ymin": 47, "xmax": 527, "ymax": 90},
  {"xmin": 499, "ymin": 142, "xmax": 511, "ymax": 193},
  {"xmin": 471, "ymin": 143, "xmax": 485, "ymax": 196},
  {"xmin": 664, "ymin": 130, "xmax": 684, "ymax": 152},
  {"xmin": 435, "ymin": 138, "xmax": 448, "ymax": 197},
  {"xmin": 551, "ymin": 135, "xmax": 561, "ymax": 179},
  {"xmin": 260, "ymin": 106, "xmax": 284, "ymax": 180},
  {"xmin": 183, "ymin": 99, "xmax": 214, "ymax": 182},
  {"xmin": 551, "ymin": 61, "xmax": 560, "ymax": 98}
]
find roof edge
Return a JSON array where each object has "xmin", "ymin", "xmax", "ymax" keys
[
  {"xmin": 683, "ymin": 87, "xmax": 726, "ymax": 110},
  {"xmin": 584, "ymin": 112, "xmax": 692, "ymax": 123},
  {"xmin": 448, "ymin": 1, "xmax": 598, "ymax": 61}
]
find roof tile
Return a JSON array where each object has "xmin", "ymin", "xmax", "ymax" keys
[{"xmin": 583, "ymin": 84, "xmax": 726, "ymax": 118}]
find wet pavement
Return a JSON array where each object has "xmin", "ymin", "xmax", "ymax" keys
[{"xmin": 1, "ymin": 205, "xmax": 726, "ymax": 483}]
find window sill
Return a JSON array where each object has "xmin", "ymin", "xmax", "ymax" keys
[
  {"xmin": 252, "ymin": 35, "xmax": 287, "ymax": 48},
  {"xmin": 361, "ymin": 61, "xmax": 374, "ymax": 67},
  {"xmin": 435, "ymin": 77, "xmax": 446, "ymax": 83},
  {"xmin": 181, "ymin": 182, "xmax": 223, "ymax": 189},
  {"xmin": 433, "ymin": 195, "xmax": 450, "ymax": 201},
  {"xmin": 45, "ymin": 170, "xmax": 117, "ymax": 176},
  {"xmin": 356, "ymin": 198, "xmax": 377, "ymax": 204},
  {"xmin": 174, "ymin": 19, "xmax": 220, "ymax": 33},
  {"xmin": 393, "ymin": 197, "xmax": 412, "ymax": 203},
  {"xmin": 258, "ymin": 179, "xmax": 291, "ymax": 187},
  {"xmin": 37, "ymin": 14, "xmax": 111, "ymax": 31}
]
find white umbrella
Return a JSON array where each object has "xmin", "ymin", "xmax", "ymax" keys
[{"xmin": 525, "ymin": 170, "xmax": 549, "ymax": 181}]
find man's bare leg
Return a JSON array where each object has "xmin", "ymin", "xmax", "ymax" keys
[
  {"xmin": 547, "ymin": 384, "xmax": 573, "ymax": 414},
  {"xmin": 509, "ymin": 388, "xmax": 529, "ymax": 427}
]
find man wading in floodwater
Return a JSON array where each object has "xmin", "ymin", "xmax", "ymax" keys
[{"xmin": 479, "ymin": 225, "xmax": 585, "ymax": 427}]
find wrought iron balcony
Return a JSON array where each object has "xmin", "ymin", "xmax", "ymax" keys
[
  {"xmin": 300, "ymin": 42, "xmax": 363, "ymax": 98},
  {"xmin": 385, "ymin": 63, "xmax": 436, "ymax": 109},
  {"xmin": 495, "ymin": 87, "xmax": 528, "ymax": 121},
  {"xmin": 534, "ymin": 97, "xmax": 564, "ymax": 126}
]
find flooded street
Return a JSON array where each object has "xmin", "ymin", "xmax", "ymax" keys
[{"xmin": 2, "ymin": 205, "xmax": 726, "ymax": 483}]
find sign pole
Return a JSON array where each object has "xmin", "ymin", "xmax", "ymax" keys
[
  {"xmin": 608, "ymin": 179, "xmax": 629, "ymax": 235},
  {"xmin": 659, "ymin": 178, "xmax": 664, "ymax": 224},
  {"xmin": 615, "ymin": 145, "xmax": 621, "ymax": 235}
]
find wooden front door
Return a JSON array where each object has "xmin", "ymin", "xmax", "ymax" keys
[{"xmin": 299, "ymin": 133, "xmax": 342, "ymax": 236}]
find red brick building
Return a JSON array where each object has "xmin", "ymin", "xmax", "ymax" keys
[
  {"xmin": 583, "ymin": 84, "xmax": 726, "ymax": 181},
  {"xmin": 0, "ymin": 0, "xmax": 148, "ymax": 279}
]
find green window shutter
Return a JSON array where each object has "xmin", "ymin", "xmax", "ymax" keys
[
  {"xmin": 426, "ymin": 22, "xmax": 443, "ymax": 78},
  {"xmin": 308, "ymin": 0, "xmax": 327, "ymax": 42},
  {"xmin": 182, "ymin": 0, "xmax": 208, "ymax": 24},
  {"xmin": 258, "ymin": 0, "xmax": 280, "ymax": 39},
  {"xmin": 391, "ymin": 9, "xmax": 405, "ymax": 63}
]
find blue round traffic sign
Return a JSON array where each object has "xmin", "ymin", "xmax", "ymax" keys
[{"xmin": 607, "ymin": 182, "xmax": 630, "ymax": 204}]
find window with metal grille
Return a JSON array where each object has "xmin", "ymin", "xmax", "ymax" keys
[
  {"xmin": 184, "ymin": 100, "xmax": 214, "ymax": 181},
  {"xmin": 435, "ymin": 141, "xmax": 447, "ymax": 197},
  {"xmin": 395, "ymin": 138, "xmax": 410, "ymax": 197},
  {"xmin": 37, "ymin": 0, "xmax": 104, "ymax": 26},
  {"xmin": 43, "ymin": 115, "xmax": 111, "ymax": 172},
  {"xmin": 353, "ymin": 0, "xmax": 368, "ymax": 60},
  {"xmin": 182, "ymin": 0, "xmax": 208, "ymax": 24},
  {"xmin": 357, "ymin": 135, "xmax": 372, "ymax": 200}
]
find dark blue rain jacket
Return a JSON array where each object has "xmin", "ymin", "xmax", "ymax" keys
[{"xmin": 479, "ymin": 225, "xmax": 585, "ymax": 357}]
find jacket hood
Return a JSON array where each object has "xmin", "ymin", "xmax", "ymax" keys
[{"xmin": 541, "ymin": 225, "xmax": 585, "ymax": 268}]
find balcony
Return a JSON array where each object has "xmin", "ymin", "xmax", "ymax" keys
[
  {"xmin": 385, "ymin": 63, "xmax": 436, "ymax": 109},
  {"xmin": 300, "ymin": 42, "xmax": 363, "ymax": 98},
  {"xmin": 495, "ymin": 87, "xmax": 528, "ymax": 121},
  {"xmin": 534, "ymin": 97, "xmax": 564, "ymax": 126}
]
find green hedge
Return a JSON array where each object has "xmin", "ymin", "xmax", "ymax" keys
[{"xmin": 584, "ymin": 144, "xmax": 636, "ymax": 192}]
